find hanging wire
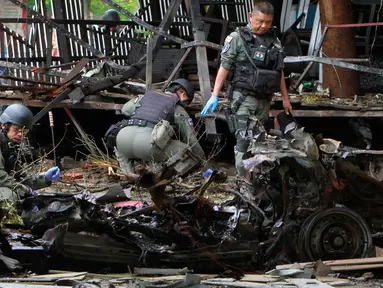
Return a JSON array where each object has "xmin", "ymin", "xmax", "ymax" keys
[{"xmin": 370, "ymin": 0, "xmax": 383, "ymax": 55}]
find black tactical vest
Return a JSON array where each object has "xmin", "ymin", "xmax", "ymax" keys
[
  {"xmin": 0, "ymin": 132, "xmax": 20, "ymax": 176},
  {"xmin": 131, "ymin": 91, "xmax": 180, "ymax": 125},
  {"xmin": 230, "ymin": 26, "xmax": 285, "ymax": 95}
]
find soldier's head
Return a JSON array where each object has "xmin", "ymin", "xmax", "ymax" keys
[
  {"xmin": 249, "ymin": 1, "xmax": 274, "ymax": 35},
  {"xmin": 0, "ymin": 104, "xmax": 33, "ymax": 144},
  {"xmin": 101, "ymin": 9, "xmax": 121, "ymax": 31},
  {"xmin": 166, "ymin": 79, "xmax": 195, "ymax": 106}
]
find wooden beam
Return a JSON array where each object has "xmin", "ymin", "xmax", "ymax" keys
[
  {"xmin": 270, "ymin": 109, "xmax": 383, "ymax": 117},
  {"xmin": 189, "ymin": 0, "xmax": 217, "ymax": 141},
  {"xmin": 0, "ymin": 98, "xmax": 124, "ymax": 111},
  {"xmin": 51, "ymin": 0, "xmax": 71, "ymax": 63}
]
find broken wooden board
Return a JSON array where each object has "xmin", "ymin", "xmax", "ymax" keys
[
  {"xmin": 241, "ymin": 275, "xmax": 281, "ymax": 283},
  {"xmin": 119, "ymin": 274, "xmax": 215, "ymax": 282},
  {"xmin": 276, "ymin": 278, "xmax": 334, "ymax": 288},
  {"xmin": 277, "ymin": 256, "xmax": 383, "ymax": 271},
  {"xmin": 201, "ymin": 280, "xmax": 271, "ymax": 288},
  {"xmin": 0, "ymin": 285, "xmax": 72, "ymax": 288},
  {"xmin": 133, "ymin": 267, "xmax": 191, "ymax": 276},
  {"xmin": 0, "ymin": 272, "xmax": 87, "ymax": 283}
]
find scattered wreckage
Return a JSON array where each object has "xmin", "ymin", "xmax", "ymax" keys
[{"xmin": 2, "ymin": 113, "xmax": 383, "ymax": 274}]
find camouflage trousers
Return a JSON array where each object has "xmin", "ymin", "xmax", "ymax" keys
[
  {"xmin": 115, "ymin": 125, "xmax": 190, "ymax": 174},
  {"xmin": 231, "ymin": 90, "xmax": 270, "ymax": 176}
]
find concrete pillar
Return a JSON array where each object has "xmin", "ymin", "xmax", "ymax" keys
[{"xmin": 318, "ymin": 0, "xmax": 360, "ymax": 98}]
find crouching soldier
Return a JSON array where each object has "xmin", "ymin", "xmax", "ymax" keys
[
  {"xmin": 0, "ymin": 104, "xmax": 60, "ymax": 201},
  {"xmin": 105, "ymin": 79, "xmax": 206, "ymax": 176}
]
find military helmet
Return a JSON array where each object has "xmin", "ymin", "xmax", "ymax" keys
[
  {"xmin": 0, "ymin": 104, "xmax": 33, "ymax": 129},
  {"xmin": 101, "ymin": 9, "xmax": 121, "ymax": 22},
  {"xmin": 168, "ymin": 79, "xmax": 195, "ymax": 103}
]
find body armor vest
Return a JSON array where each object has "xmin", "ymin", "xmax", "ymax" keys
[
  {"xmin": 131, "ymin": 91, "xmax": 180, "ymax": 125},
  {"xmin": 0, "ymin": 132, "xmax": 20, "ymax": 176},
  {"xmin": 231, "ymin": 26, "xmax": 285, "ymax": 95}
]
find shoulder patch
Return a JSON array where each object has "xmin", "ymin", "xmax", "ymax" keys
[
  {"xmin": 224, "ymin": 35, "xmax": 233, "ymax": 43},
  {"xmin": 187, "ymin": 118, "xmax": 194, "ymax": 126},
  {"xmin": 221, "ymin": 43, "xmax": 230, "ymax": 54}
]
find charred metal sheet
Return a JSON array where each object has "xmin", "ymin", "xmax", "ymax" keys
[
  {"xmin": 0, "ymin": 85, "xmax": 50, "ymax": 92},
  {"xmin": 101, "ymin": 0, "xmax": 222, "ymax": 51},
  {"xmin": 285, "ymin": 56, "xmax": 370, "ymax": 63},
  {"xmin": 288, "ymin": 56, "xmax": 383, "ymax": 76},
  {"xmin": 6, "ymin": 0, "xmax": 104, "ymax": 58},
  {"xmin": 0, "ymin": 75, "xmax": 60, "ymax": 87},
  {"xmin": 0, "ymin": 61, "xmax": 68, "ymax": 78}
]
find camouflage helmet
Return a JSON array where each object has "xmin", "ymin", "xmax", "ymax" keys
[
  {"xmin": 167, "ymin": 79, "xmax": 195, "ymax": 103},
  {"xmin": 101, "ymin": 9, "xmax": 121, "ymax": 22},
  {"xmin": 0, "ymin": 104, "xmax": 33, "ymax": 129}
]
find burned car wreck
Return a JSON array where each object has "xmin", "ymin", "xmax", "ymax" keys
[{"xmin": 2, "ymin": 113, "xmax": 383, "ymax": 274}]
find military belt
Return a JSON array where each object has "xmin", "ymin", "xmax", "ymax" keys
[
  {"xmin": 233, "ymin": 88, "xmax": 268, "ymax": 99},
  {"xmin": 126, "ymin": 119, "xmax": 156, "ymax": 128}
]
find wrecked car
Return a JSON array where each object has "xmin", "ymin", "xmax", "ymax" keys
[{"xmin": 2, "ymin": 112, "xmax": 383, "ymax": 273}]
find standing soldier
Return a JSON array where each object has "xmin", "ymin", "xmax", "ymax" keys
[
  {"xmin": 201, "ymin": 1, "xmax": 292, "ymax": 176},
  {"xmin": 106, "ymin": 79, "xmax": 206, "ymax": 176},
  {"xmin": 0, "ymin": 104, "xmax": 60, "ymax": 201}
]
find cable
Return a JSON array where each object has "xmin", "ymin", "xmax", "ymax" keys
[{"xmin": 370, "ymin": 0, "xmax": 383, "ymax": 55}]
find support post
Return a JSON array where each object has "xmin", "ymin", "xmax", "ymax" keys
[
  {"xmin": 146, "ymin": 36, "xmax": 153, "ymax": 91},
  {"xmin": 318, "ymin": 0, "xmax": 359, "ymax": 98},
  {"xmin": 51, "ymin": 0, "xmax": 70, "ymax": 63},
  {"xmin": 189, "ymin": 0, "xmax": 217, "ymax": 141}
]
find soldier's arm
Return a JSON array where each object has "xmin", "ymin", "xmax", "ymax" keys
[
  {"xmin": 212, "ymin": 31, "xmax": 241, "ymax": 97},
  {"xmin": 0, "ymin": 153, "xmax": 31, "ymax": 199},
  {"xmin": 174, "ymin": 106, "xmax": 206, "ymax": 160},
  {"xmin": 21, "ymin": 172, "xmax": 50, "ymax": 191}
]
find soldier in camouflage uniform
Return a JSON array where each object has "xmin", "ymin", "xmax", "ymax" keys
[
  {"xmin": 201, "ymin": 1, "xmax": 292, "ymax": 176},
  {"xmin": 115, "ymin": 79, "xmax": 206, "ymax": 175},
  {"xmin": 0, "ymin": 104, "xmax": 60, "ymax": 201}
]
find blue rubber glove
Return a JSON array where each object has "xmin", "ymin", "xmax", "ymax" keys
[
  {"xmin": 201, "ymin": 96, "xmax": 219, "ymax": 115},
  {"xmin": 45, "ymin": 167, "xmax": 61, "ymax": 182},
  {"xmin": 29, "ymin": 188, "xmax": 34, "ymax": 196}
]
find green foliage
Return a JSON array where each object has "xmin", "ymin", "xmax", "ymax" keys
[
  {"xmin": 90, "ymin": 0, "xmax": 139, "ymax": 20},
  {"xmin": 26, "ymin": 0, "xmax": 139, "ymax": 20},
  {"xmin": 134, "ymin": 29, "xmax": 154, "ymax": 37},
  {"xmin": 0, "ymin": 200, "xmax": 23, "ymax": 229}
]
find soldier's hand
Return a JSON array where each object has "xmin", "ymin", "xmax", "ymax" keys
[
  {"xmin": 201, "ymin": 95, "xmax": 219, "ymax": 115},
  {"xmin": 283, "ymin": 100, "xmax": 293, "ymax": 115},
  {"xmin": 45, "ymin": 167, "xmax": 61, "ymax": 182}
]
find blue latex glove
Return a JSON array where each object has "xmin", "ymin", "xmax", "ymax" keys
[
  {"xmin": 201, "ymin": 96, "xmax": 218, "ymax": 115},
  {"xmin": 45, "ymin": 167, "xmax": 61, "ymax": 182}
]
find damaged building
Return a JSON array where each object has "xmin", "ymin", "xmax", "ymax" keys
[{"xmin": 1, "ymin": 0, "xmax": 383, "ymax": 276}]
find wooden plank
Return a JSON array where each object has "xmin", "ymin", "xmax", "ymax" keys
[
  {"xmin": 276, "ymin": 256, "xmax": 383, "ymax": 270},
  {"xmin": 269, "ymin": 110, "xmax": 383, "ymax": 117},
  {"xmin": 0, "ymin": 285, "xmax": 72, "ymax": 288},
  {"xmin": 189, "ymin": 0, "xmax": 217, "ymax": 140},
  {"xmin": 0, "ymin": 98, "xmax": 124, "ymax": 111},
  {"xmin": 201, "ymin": 280, "xmax": 271, "ymax": 288},
  {"xmin": 134, "ymin": 267, "xmax": 191, "ymax": 276},
  {"xmin": 145, "ymin": 36, "xmax": 153, "ymax": 91},
  {"xmin": 241, "ymin": 275, "xmax": 280, "ymax": 283}
]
